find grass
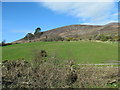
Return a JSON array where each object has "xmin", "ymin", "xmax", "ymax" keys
[{"xmin": 2, "ymin": 41, "xmax": 118, "ymax": 64}]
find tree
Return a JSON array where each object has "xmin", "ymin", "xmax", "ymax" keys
[
  {"xmin": 34, "ymin": 27, "xmax": 41, "ymax": 35},
  {"xmin": 25, "ymin": 33, "xmax": 34, "ymax": 41},
  {"xmin": 2, "ymin": 40, "xmax": 6, "ymax": 46},
  {"xmin": 34, "ymin": 27, "xmax": 42, "ymax": 38}
]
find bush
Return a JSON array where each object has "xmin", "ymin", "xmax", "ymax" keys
[
  {"xmin": 2, "ymin": 59, "xmax": 32, "ymax": 88},
  {"xmin": 65, "ymin": 37, "xmax": 74, "ymax": 41},
  {"xmin": 42, "ymin": 36, "xmax": 64, "ymax": 42},
  {"xmin": 73, "ymin": 38, "xmax": 79, "ymax": 41},
  {"xmin": 1, "ymin": 42, "xmax": 12, "ymax": 47},
  {"xmin": 100, "ymin": 35, "xmax": 108, "ymax": 41},
  {"xmin": 94, "ymin": 34, "xmax": 113, "ymax": 41},
  {"xmin": 65, "ymin": 37, "xmax": 81, "ymax": 41},
  {"xmin": 80, "ymin": 38, "xmax": 82, "ymax": 40},
  {"xmin": 24, "ymin": 33, "xmax": 34, "ymax": 40},
  {"xmin": 2, "ymin": 59, "xmax": 77, "ymax": 88},
  {"xmin": 75, "ymin": 65, "xmax": 118, "ymax": 88},
  {"xmin": 89, "ymin": 38, "xmax": 92, "ymax": 40},
  {"xmin": 32, "ymin": 50, "xmax": 47, "ymax": 67},
  {"xmin": 113, "ymin": 35, "xmax": 120, "ymax": 41},
  {"xmin": 2, "ymin": 51, "xmax": 119, "ymax": 88},
  {"xmin": 2, "ymin": 59, "xmax": 119, "ymax": 88}
]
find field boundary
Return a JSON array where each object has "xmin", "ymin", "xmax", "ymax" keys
[{"xmin": 78, "ymin": 63, "xmax": 119, "ymax": 66}]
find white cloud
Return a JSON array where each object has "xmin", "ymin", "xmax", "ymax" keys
[
  {"xmin": 41, "ymin": 2, "xmax": 118, "ymax": 25},
  {"xmin": 2, "ymin": 0, "xmax": 118, "ymax": 25}
]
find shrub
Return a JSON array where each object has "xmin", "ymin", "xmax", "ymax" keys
[
  {"xmin": 2, "ymin": 52, "xmax": 119, "ymax": 88},
  {"xmin": 113, "ymin": 35, "xmax": 120, "ymax": 41},
  {"xmin": 53, "ymin": 36, "xmax": 64, "ymax": 41},
  {"xmin": 2, "ymin": 59, "xmax": 32, "ymax": 88},
  {"xmin": 42, "ymin": 36, "xmax": 64, "ymax": 42},
  {"xmin": 65, "ymin": 37, "xmax": 74, "ymax": 41},
  {"xmin": 1, "ymin": 40, "xmax": 6, "ymax": 46},
  {"xmin": 89, "ymin": 38, "xmax": 92, "ymax": 40},
  {"xmin": 100, "ymin": 35, "xmax": 108, "ymax": 41},
  {"xmin": 32, "ymin": 50, "xmax": 47, "ymax": 67},
  {"xmin": 1, "ymin": 42, "xmax": 12, "ymax": 47},
  {"xmin": 94, "ymin": 34, "xmax": 113, "ymax": 41},
  {"xmin": 80, "ymin": 38, "xmax": 82, "ymax": 40},
  {"xmin": 2, "ymin": 59, "xmax": 77, "ymax": 88},
  {"xmin": 24, "ymin": 33, "xmax": 34, "ymax": 40},
  {"xmin": 2, "ymin": 59, "xmax": 119, "ymax": 88},
  {"xmin": 72, "ymin": 38, "xmax": 79, "ymax": 41},
  {"xmin": 75, "ymin": 65, "xmax": 116, "ymax": 88}
]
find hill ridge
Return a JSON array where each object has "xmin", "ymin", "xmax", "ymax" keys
[{"xmin": 12, "ymin": 22, "xmax": 119, "ymax": 43}]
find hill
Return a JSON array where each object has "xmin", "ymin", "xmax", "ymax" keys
[{"xmin": 12, "ymin": 23, "xmax": 119, "ymax": 43}]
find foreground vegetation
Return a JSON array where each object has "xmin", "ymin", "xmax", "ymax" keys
[
  {"xmin": 2, "ymin": 52, "xmax": 119, "ymax": 88},
  {"xmin": 2, "ymin": 41, "xmax": 118, "ymax": 64}
]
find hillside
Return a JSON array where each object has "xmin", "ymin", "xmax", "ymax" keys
[{"xmin": 12, "ymin": 23, "xmax": 119, "ymax": 43}]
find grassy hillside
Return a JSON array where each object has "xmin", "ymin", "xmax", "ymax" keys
[{"xmin": 2, "ymin": 41, "xmax": 118, "ymax": 64}]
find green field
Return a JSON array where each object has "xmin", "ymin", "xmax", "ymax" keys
[{"xmin": 2, "ymin": 41, "xmax": 118, "ymax": 64}]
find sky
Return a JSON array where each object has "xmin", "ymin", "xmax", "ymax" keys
[{"xmin": 2, "ymin": 1, "xmax": 119, "ymax": 43}]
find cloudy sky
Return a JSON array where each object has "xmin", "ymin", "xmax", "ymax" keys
[{"xmin": 2, "ymin": 0, "xmax": 119, "ymax": 42}]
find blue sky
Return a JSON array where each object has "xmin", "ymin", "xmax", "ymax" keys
[{"xmin": 2, "ymin": 2, "xmax": 118, "ymax": 43}]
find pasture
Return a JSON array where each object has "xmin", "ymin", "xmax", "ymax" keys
[{"xmin": 2, "ymin": 41, "xmax": 118, "ymax": 64}]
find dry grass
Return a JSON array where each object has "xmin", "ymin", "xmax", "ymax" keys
[
  {"xmin": 2, "ymin": 60, "xmax": 119, "ymax": 88},
  {"xmin": 75, "ymin": 65, "xmax": 118, "ymax": 88},
  {"xmin": 2, "ymin": 50, "xmax": 119, "ymax": 88}
]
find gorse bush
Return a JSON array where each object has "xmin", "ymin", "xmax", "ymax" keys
[
  {"xmin": 2, "ymin": 60, "xmax": 118, "ymax": 88},
  {"xmin": 42, "ymin": 36, "xmax": 64, "ymax": 41},
  {"xmin": 93, "ymin": 34, "xmax": 119, "ymax": 41},
  {"xmin": 2, "ymin": 59, "xmax": 78, "ymax": 88},
  {"xmin": 65, "ymin": 37, "xmax": 83, "ymax": 41},
  {"xmin": 32, "ymin": 50, "xmax": 47, "ymax": 67},
  {"xmin": 2, "ymin": 50, "xmax": 119, "ymax": 88}
]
